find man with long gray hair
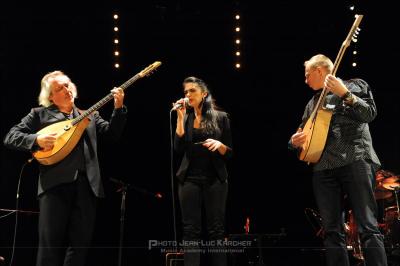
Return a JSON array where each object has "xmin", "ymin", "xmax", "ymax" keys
[{"xmin": 4, "ymin": 70, "xmax": 128, "ymax": 266}]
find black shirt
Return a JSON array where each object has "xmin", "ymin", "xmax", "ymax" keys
[
  {"xmin": 63, "ymin": 110, "xmax": 86, "ymax": 172},
  {"xmin": 298, "ymin": 78, "xmax": 381, "ymax": 171},
  {"xmin": 186, "ymin": 127, "xmax": 218, "ymax": 183}
]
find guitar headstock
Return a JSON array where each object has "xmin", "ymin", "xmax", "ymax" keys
[
  {"xmin": 139, "ymin": 61, "xmax": 162, "ymax": 78},
  {"xmin": 343, "ymin": 14, "xmax": 363, "ymax": 48}
]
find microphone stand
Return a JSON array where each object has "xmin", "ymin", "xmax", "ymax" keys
[
  {"xmin": 110, "ymin": 178, "xmax": 162, "ymax": 266},
  {"xmin": 110, "ymin": 178, "xmax": 129, "ymax": 266}
]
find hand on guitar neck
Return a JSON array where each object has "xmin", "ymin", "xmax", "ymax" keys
[
  {"xmin": 290, "ymin": 128, "xmax": 307, "ymax": 148},
  {"xmin": 111, "ymin": 87, "xmax": 125, "ymax": 109},
  {"xmin": 324, "ymin": 74, "xmax": 349, "ymax": 98}
]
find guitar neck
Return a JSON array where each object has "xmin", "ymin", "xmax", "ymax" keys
[
  {"xmin": 333, "ymin": 14, "xmax": 363, "ymax": 74},
  {"xmin": 312, "ymin": 41, "xmax": 348, "ymax": 116},
  {"xmin": 309, "ymin": 15, "xmax": 363, "ymax": 120},
  {"xmin": 69, "ymin": 60, "xmax": 161, "ymax": 126},
  {"xmin": 71, "ymin": 73, "xmax": 140, "ymax": 125}
]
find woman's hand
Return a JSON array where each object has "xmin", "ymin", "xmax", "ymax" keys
[
  {"xmin": 203, "ymin": 138, "xmax": 223, "ymax": 152},
  {"xmin": 172, "ymin": 98, "xmax": 187, "ymax": 119}
]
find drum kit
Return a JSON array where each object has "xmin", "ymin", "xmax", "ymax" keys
[
  {"xmin": 375, "ymin": 170, "xmax": 400, "ymax": 255},
  {"xmin": 374, "ymin": 169, "xmax": 400, "ymax": 200}
]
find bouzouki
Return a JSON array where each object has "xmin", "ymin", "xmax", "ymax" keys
[
  {"xmin": 299, "ymin": 15, "xmax": 363, "ymax": 163},
  {"xmin": 33, "ymin": 61, "xmax": 162, "ymax": 165}
]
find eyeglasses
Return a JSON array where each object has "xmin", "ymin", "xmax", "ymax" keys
[{"xmin": 305, "ymin": 68, "xmax": 317, "ymax": 79}]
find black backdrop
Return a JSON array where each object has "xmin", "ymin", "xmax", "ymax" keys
[{"xmin": 1, "ymin": 1, "xmax": 399, "ymax": 265}]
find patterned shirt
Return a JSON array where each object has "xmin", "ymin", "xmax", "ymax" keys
[{"xmin": 296, "ymin": 78, "xmax": 381, "ymax": 171}]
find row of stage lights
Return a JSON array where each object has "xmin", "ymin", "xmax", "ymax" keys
[
  {"xmin": 234, "ymin": 14, "xmax": 241, "ymax": 70},
  {"xmin": 349, "ymin": 5, "xmax": 359, "ymax": 68},
  {"xmin": 112, "ymin": 6, "xmax": 357, "ymax": 71},
  {"xmin": 112, "ymin": 12, "xmax": 242, "ymax": 71},
  {"xmin": 113, "ymin": 13, "xmax": 120, "ymax": 69}
]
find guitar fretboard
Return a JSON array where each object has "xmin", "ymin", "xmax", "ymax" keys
[{"xmin": 71, "ymin": 73, "xmax": 140, "ymax": 126}]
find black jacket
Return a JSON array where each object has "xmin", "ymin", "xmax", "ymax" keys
[
  {"xmin": 174, "ymin": 110, "xmax": 233, "ymax": 182},
  {"xmin": 3, "ymin": 104, "xmax": 127, "ymax": 197}
]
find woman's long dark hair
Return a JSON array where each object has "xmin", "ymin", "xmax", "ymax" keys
[{"xmin": 183, "ymin": 76, "xmax": 222, "ymax": 136}]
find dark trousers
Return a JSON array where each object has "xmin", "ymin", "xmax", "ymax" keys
[
  {"xmin": 36, "ymin": 174, "xmax": 97, "ymax": 266},
  {"xmin": 178, "ymin": 178, "xmax": 228, "ymax": 266},
  {"xmin": 313, "ymin": 159, "xmax": 387, "ymax": 266}
]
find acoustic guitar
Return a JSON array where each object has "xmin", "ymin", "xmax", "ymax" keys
[
  {"xmin": 33, "ymin": 61, "xmax": 162, "ymax": 165},
  {"xmin": 299, "ymin": 15, "xmax": 363, "ymax": 163}
]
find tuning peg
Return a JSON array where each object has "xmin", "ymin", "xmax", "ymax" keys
[{"xmin": 352, "ymin": 38, "xmax": 358, "ymax": 43}]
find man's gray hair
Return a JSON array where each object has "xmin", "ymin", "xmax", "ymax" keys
[{"xmin": 38, "ymin": 70, "xmax": 74, "ymax": 107}]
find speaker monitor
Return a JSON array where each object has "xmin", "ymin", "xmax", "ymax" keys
[{"xmin": 165, "ymin": 252, "xmax": 184, "ymax": 266}]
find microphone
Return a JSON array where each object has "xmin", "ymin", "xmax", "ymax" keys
[{"xmin": 171, "ymin": 97, "xmax": 189, "ymax": 111}]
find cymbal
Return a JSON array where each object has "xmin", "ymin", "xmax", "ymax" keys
[
  {"xmin": 374, "ymin": 189, "xmax": 393, "ymax": 200},
  {"xmin": 381, "ymin": 176, "xmax": 400, "ymax": 190},
  {"xmin": 376, "ymin": 169, "xmax": 396, "ymax": 181}
]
